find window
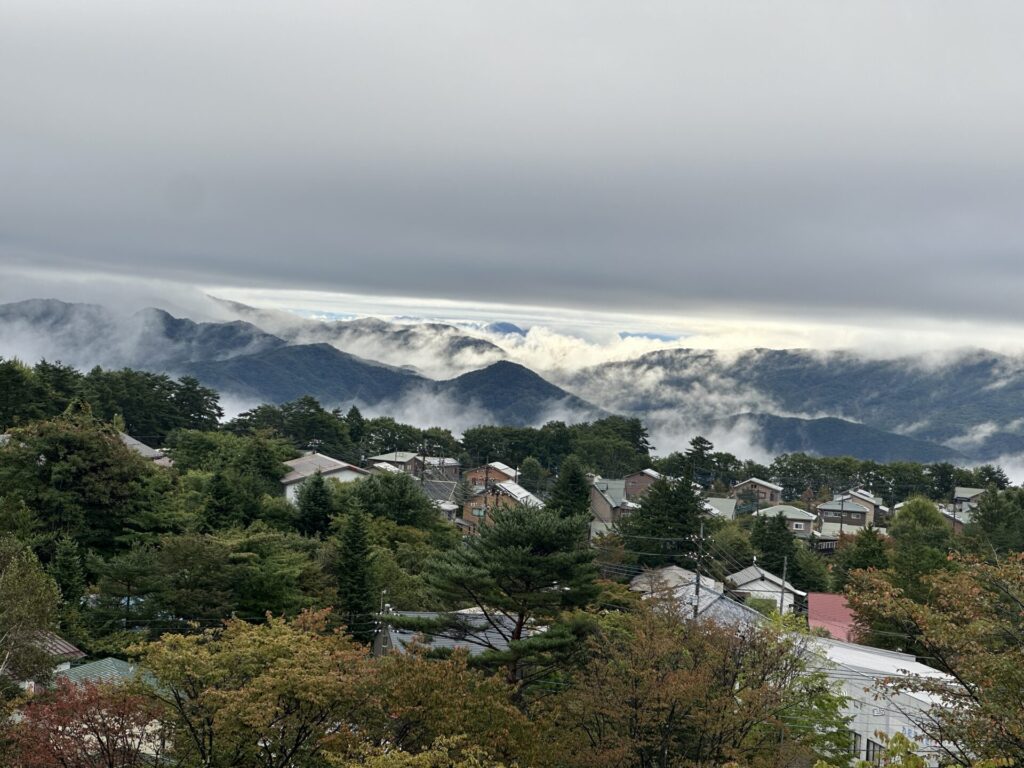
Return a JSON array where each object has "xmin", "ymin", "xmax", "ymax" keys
[
  {"xmin": 793, "ymin": 522, "xmax": 804, "ymax": 530},
  {"xmin": 865, "ymin": 739, "xmax": 884, "ymax": 765},
  {"xmin": 850, "ymin": 732, "xmax": 863, "ymax": 756},
  {"xmin": 471, "ymin": 507, "xmax": 485, "ymax": 518}
]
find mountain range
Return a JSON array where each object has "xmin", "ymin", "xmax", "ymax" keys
[{"xmin": 2, "ymin": 298, "xmax": 1023, "ymax": 464}]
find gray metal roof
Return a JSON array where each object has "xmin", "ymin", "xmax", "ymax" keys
[
  {"xmin": 817, "ymin": 499, "xmax": 870, "ymax": 514},
  {"xmin": 369, "ymin": 451, "xmax": 421, "ymax": 463},
  {"xmin": 954, "ymin": 486, "xmax": 986, "ymax": 501},
  {"xmin": 754, "ymin": 504, "xmax": 817, "ymax": 521},
  {"xmin": 281, "ymin": 452, "xmax": 368, "ymax": 485},
  {"xmin": 381, "ymin": 610, "xmax": 515, "ymax": 656},
  {"xmin": 56, "ymin": 657, "xmax": 141, "ymax": 686}
]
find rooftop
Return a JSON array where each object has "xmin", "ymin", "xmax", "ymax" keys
[
  {"xmin": 281, "ymin": 452, "xmax": 368, "ymax": 485},
  {"xmin": 727, "ymin": 565, "xmax": 807, "ymax": 597},
  {"xmin": 368, "ymin": 451, "xmax": 421, "ymax": 463},
  {"xmin": 807, "ymin": 592, "xmax": 856, "ymax": 642},
  {"xmin": 754, "ymin": 504, "xmax": 817, "ymax": 521},
  {"xmin": 735, "ymin": 477, "xmax": 783, "ymax": 492},
  {"xmin": 56, "ymin": 657, "xmax": 143, "ymax": 686}
]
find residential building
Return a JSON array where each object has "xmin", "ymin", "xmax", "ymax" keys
[
  {"xmin": 281, "ymin": 452, "xmax": 369, "ymax": 502},
  {"xmin": 807, "ymin": 592, "xmax": 856, "ymax": 642},
  {"xmin": 816, "ymin": 497, "xmax": 872, "ymax": 536},
  {"xmin": 730, "ymin": 477, "xmax": 783, "ymax": 507},
  {"xmin": 367, "ymin": 451, "xmax": 423, "ymax": 476},
  {"xmin": 623, "ymin": 468, "xmax": 663, "ymax": 500},
  {"xmin": 628, "ymin": 566, "xmax": 765, "ymax": 629},
  {"xmin": 56, "ymin": 657, "xmax": 145, "ymax": 686},
  {"xmin": 938, "ymin": 502, "xmax": 974, "ymax": 535},
  {"xmin": 460, "ymin": 480, "xmax": 542, "ymax": 534},
  {"xmin": 725, "ymin": 564, "xmax": 806, "ymax": 615},
  {"xmin": 423, "ymin": 456, "xmax": 461, "ymax": 481},
  {"xmin": 590, "ymin": 479, "xmax": 639, "ymax": 527},
  {"xmin": 463, "ymin": 461, "xmax": 518, "ymax": 488},
  {"xmin": 374, "ymin": 609, "xmax": 517, "ymax": 657},
  {"xmin": 119, "ymin": 432, "xmax": 173, "ymax": 468},
  {"xmin": 752, "ymin": 504, "xmax": 817, "ymax": 538},
  {"xmin": 703, "ymin": 497, "xmax": 737, "ymax": 520},
  {"xmin": 19, "ymin": 632, "xmax": 86, "ymax": 694}
]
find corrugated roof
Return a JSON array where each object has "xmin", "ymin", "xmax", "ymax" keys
[
  {"xmin": 754, "ymin": 504, "xmax": 817, "ymax": 521},
  {"xmin": 34, "ymin": 631, "xmax": 86, "ymax": 660},
  {"xmin": 817, "ymin": 499, "xmax": 870, "ymax": 514},
  {"xmin": 727, "ymin": 565, "xmax": 806, "ymax": 597},
  {"xmin": 807, "ymin": 592, "xmax": 856, "ymax": 642},
  {"xmin": 56, "ymin": 657, "xmax": 140, "ymax": 686},
  {"xmin": 495, "ymin": 481, "xmax": 542, "ymax": 508},
  {"xmin": 488, "ymin": 461, "xmax": 517, "ymax": 477},
  {"xmin": 424, "ymin": 456, "xmax": 459, "ymax": 467},
  {"xmin": 369, "ymin": 451, "xmax": 421, "ymax": 463},
  {"xmin": 281, "ymin": 452, "xmax": 368, "ymax": 485},
  {"xmin": 704, "ymin": 497, "xmax": 737, "ymax": 519}
]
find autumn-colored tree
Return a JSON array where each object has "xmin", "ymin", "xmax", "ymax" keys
[
  {"xmin": 9, "ymin": 678, "xmax": 168, "ymax": 768},
  {"xmin": 848, "ymin": 554, "xmax": 1024, "ymax": 765},
  {"xmin": 536, "ymin": 605, "xmax": 851, "ymax": 768},
  {"xmin": 333, "ymin": 736, "xmax": 508, "ymax": 768},
  {"xmin": 135, "ymin": 610, "xmax": 376, "ymax": 768}
]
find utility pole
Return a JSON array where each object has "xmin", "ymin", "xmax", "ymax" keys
[
  {"xmin": 693, "ymin": 520, "xmax": 704, "ymax": 620},
  {"xmin": 779, "ymin": 554, "xmax": 788, "ymax": 614}
]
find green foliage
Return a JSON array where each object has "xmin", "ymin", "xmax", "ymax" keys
[
  {"xmin": 296, "ymin": 472, "xmax": 334, "ymax": 537},
  {"xmin": 343, "ymin": 472, "xmax": 440, "ymax": 530},
  {"xmin": 546, "ymin": 455, "xmax": 589, "ymax": 517},
  {"xmin": 967, "ymin": 487, "xmax": 1024, "ymax": 554},
  {"xmin": 831, "ymin": 526, "xmax": 889, "ymax": 590},
  {"xmin": 517, "ymin": 456, "xmax": 546, "ymax": 494},
  {"xmin": 618, "ymin": 478, "xmax": 709, "ymax": 567},
  {"xmin": 337, "ymin": 505, "xmax": 377, "ymax": 644},
  {"xmin": 0, "ymin": 537, "xmax": 60, "ymax": 686},
  {"xmin": 888, "ymin": 496, "xmax": 953, "ymax": 601},
  {"xmin": 751, "ymin": 513, "xmax": 797, "ymax": 578}
]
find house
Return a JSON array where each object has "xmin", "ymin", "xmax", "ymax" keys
[
  {"xmin": 938, "ymin": 502, "xmax": 974, "ymax": 534},
  {"xmin": 729, "ymin": 478, "xmax": 783, "ymax": 508},
  {"xmin": 589, "ymin": 479, "xmax": 640, "ymax": 527},
  {"xmin": 725, "ymin": 564, "xmax": 806, "ymax": 615},
  {"xmin": 421, "ymin": 478, "xmax": 461, "ymax": 522},
  {"xmin": 953, "ymin": 486, "xmax": 985, "ymax": 508},
  {"xmin": 119, "ymin": 433, "xmax": 174, "ymax": 468},
  {"xmin": 703, "ymin": 497, "xmax": 737, "ymax": 520},
  {"xmin": 367, "ymin": 451, "xmax": 423, "ymax": 476},
  {"xmin": 374, "ymin": 609, "xmax": 517, "ymax": 657},
  {"xmin": 844, "ymin": 488, "xmax": 890, "ymax": 525},
  {"xmin": 460, "ymin": 480, "xmax": 542, "ymax": 534},
  {"xmin": 633, "ymin": 570, "xmax": 950, "ymax": 765},
  {"xmin": 623, "ymin": 468, "xmax": 663, "ymax": 500},
  {"xmin": 752, "ymin": 504, "xmax": 817, "ymax": 538},
  {"xmin": 628, "ymin": 566, "xmax": 764, "ymax": 628},
  {"xmin": 56, "ymin": 657, "xmax": 145, "ymax": 686},
  {"xmin": 422, "ymin": 456, "xmax": 461, "ymax": 481},
  {"xmin": 19, "ymin": 632, "xmax": 86, "ymax": 694},
  {"xmin": 807, "ymin": 592, "xmax": 856, "ymax": 642},
  {"xmin": 280, "ymin": 452, "xmax": 369, "ymax": 502},
  {"xmin": 816, "ymin": 498, "xmax": 872, "ymax": 536},
  {"xmin": 462, "ymin": 461, "xmax": 518, "ymax": 488}
]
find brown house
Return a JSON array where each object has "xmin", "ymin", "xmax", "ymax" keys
[
  {"xmin": 730, "ymin": 478, "xmax": 783, "ymax": 507},
  {"xmin": 623, "ymin": 468, "xmax": 663, "ymax": 501},
  {"xmin": 460, "ymin": 480, "xmax": 542, "ymax": 535},
  {"xmin": 367, "ymin": 451, "xmax": 424, "ymax": 476},
  {"xmin": 462, "ymin": 461, "xmax": 517, "ymax": 489}
]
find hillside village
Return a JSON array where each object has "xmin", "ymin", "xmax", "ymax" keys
[{"xmin": 0, "ymin": 360, "xmax": 1022, "ymax": 766}]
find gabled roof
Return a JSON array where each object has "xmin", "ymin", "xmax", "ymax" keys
[
  {"xmin": 494, "ymin": 481, "xmax": 542, "ymax": 508},
  {"xmin": 424, "ymin": 456, "xmax": 459, "ymax": 467},
  {"xmin": 846, "ymin": 488, "xmax": 883, "ymax": 506},
  {"xmin": 754, "ymin": 504, "xmax": 817, "ymax": 522},
  {"xmin": 807, "ymin": 592, "xmax": 856, "ymax": 642},
  {"xmin": 422, "ymin": 479, "xmax": 458, "ymax": 504},
  {"xmin": 629, "ymin": 566, "xmax": 764, "ymax": 629},
  {"xmin": 34, "ymin": 631, "xmax": 86, "ymax": 661},
  {"xmin": 703, "ymin": 497, "xmax": 737, "ymax": 519},
  {"xmin": 954, "ymin": 486, "xmax": 986, "ymax": 501},
  {"xmin": 488, "ymin": 461, "xmax": 517, "ymax": 477},
  {"xmin": 368, "ymin": 451, "xmax": 421, "ymax": 464},
  {"xmin": 118, "ymin": 432, "xmax": 163, "ymax": 460},
  {"xmin": 734, "ymin": 477, "xmax": 783, "ymax": 492},
  {"xmin": 281, "ymin": 452, "xmax": 368, "ymax": 485},
  {"xmin": 592, "ymin": 479, "xmax": 629, "ymax": 508},
  {"xmin": 816, "ymin": 499, "xmax": 870, "ymax": 514},
  {"xmin": 727, "ymin": 565, "xmax": 806, "ymax": 597}
]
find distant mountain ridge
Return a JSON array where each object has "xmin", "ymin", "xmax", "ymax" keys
[{"xmin": 3, "ymin": 298, "xmax": 1023, "ymax": 461}]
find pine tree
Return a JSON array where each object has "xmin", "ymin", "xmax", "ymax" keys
[
  {"xmin": 49, "ymin": 535, "xmax": 85, "ymax": 605},
  {"xmin": 337, "ymin": 505, "xmax": 376, "ymax": 644},
  {"xmin": 750, "ymin": 513, "xmax": 796, "ymax": 578},
  {"xmin": 547, "ymin": 455, "xmax": 589, "ymax": 518},
  {"xmin": 618, "ymin": 478, "xmax": 707, "ymax": 567},
  {"xmin": 831, "ymin": 526, "xmax": 889, "ymax": 590},
  {"xmin": 295, "ymin": 472, "xmax": 333, "ymax": 537},
  {"xmin": 346, "ymin": 405, "xmax": 366, "ymax": 446}
]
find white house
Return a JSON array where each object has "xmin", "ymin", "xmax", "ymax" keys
[
  {"xmin": 281, "ymin": 452, "xmax": 369, "ymax": 502},
  {"xmin": 725, "ymin": 564, "xmax": 806, "ymax": 614}
]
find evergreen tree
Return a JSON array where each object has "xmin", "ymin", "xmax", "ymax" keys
[
  {"xmin": 417, "ymin": 506, "xmax": 598, "ymax": 681},
  {"xmin": 750, "ymin": 513, "xmax": 796, "ymax": 579},
  {"xmin": 888, "ymin": 496, "xmax": 952, "ymax": 601},
  {"xmin": 346, "ymin": 405, "xmax": 366, "ymax": 446},
  {"xmin": 48, "ymin": 535, "xmax": 85, "ymax": 605},
  {"xmin": 518, "ymin": 456, "xmax": 545, "ymax": 495},
  {"xmin": 792, "ymin": 542, "xmax": 829, "ymax": 592},
  {"xmin": 546, "ymin": 455, "xmax": 589, "ymax": 518},
  {"xmin": 295, "ymin": 472, "xmax": 333, "ymax": 537},
  {"xmin": 618, "ymin": 478, "xmax": 707, "ymax": 567},
  {"xmin": 684, "ymin": 435, "xmax": 714, "ymax": 485},
  {"xmin": 337, "ymin": 505, "xmax": 376, "ymax": 644},
  {"xmin": 831, "ymin": 526, "xmax": 889, "ymax": 590}
]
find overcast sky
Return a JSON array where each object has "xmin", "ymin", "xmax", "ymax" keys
[{"xmin": 4, "ymin": 1, "xmax": 1024, "ymax": 339}]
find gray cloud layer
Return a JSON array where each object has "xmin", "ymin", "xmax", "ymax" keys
[{"xmin": 4, "ymin": 2, "xmax": 1024, "ymax": 325}]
